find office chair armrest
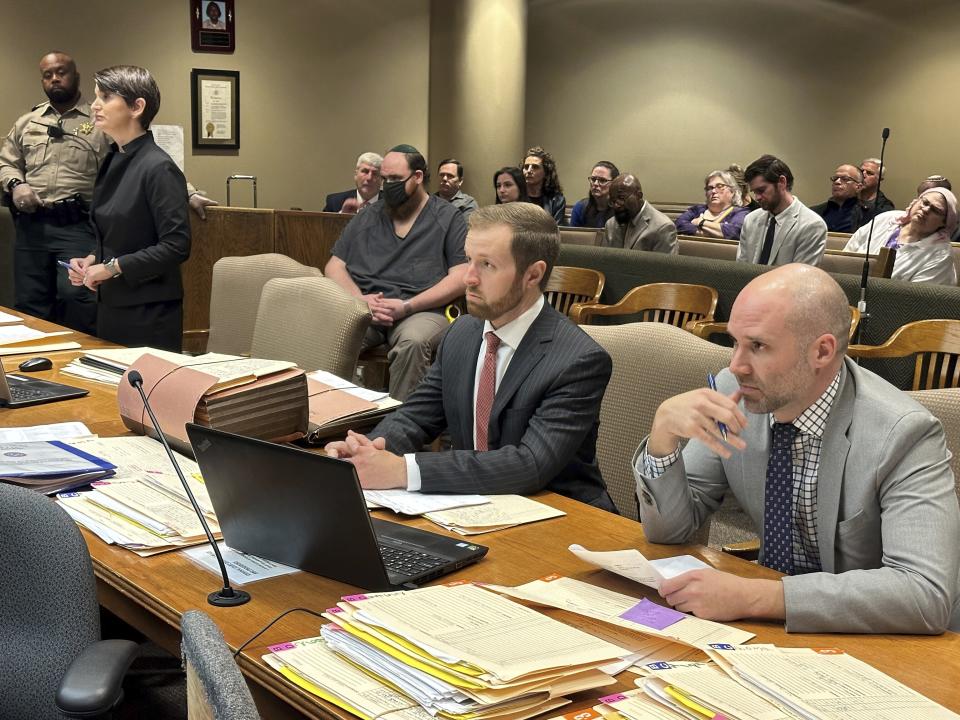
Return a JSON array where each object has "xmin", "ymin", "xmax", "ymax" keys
[{"xmin": 56, "ymin": 639, "xmax": 139, "ymax": 718}]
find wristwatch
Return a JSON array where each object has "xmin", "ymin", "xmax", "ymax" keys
[
  {"xmin": 104, "ymin": 258, "xmax": 122, "ymax": 278},
  {"xmin": 6, "ymin": 178, "xmax": 23, "ymax": 192}
]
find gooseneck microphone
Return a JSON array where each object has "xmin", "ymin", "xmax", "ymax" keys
[
  {"xmin": 855, "ymin": 127, "xmax": 890, "ymax": 346},
  {"xmin": 127, "ymin": 370, "xmax": 250, "ymax": 607}
]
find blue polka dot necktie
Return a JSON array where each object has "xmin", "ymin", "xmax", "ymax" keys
[{"xmin": 762, "ymin": 422, "xmax": 797, "ymax": 574}]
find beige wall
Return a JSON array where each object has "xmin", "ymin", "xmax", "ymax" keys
[
  {"xmin": 525, "ymin": 1, "xmax": 960, "ymax": 210},
  {"xmin": 0, "ymin": 1, "xmax": 430, "ymax": 211},
  {"xmin": 429, "ymin": 0, "xmax": 526, "ymax": 206}
]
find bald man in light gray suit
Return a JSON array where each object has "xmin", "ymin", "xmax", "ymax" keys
[
  {"xmin": 602, "ymin": 174, "xmax": 677, "ymax": 254},
  {"xmin": 634, "ymin": 264, "xmax": 959, "ymax": 634}
]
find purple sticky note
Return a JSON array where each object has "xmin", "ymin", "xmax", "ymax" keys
[
  {"xmin": 619, "ymin": 598, "xmax": 686, "ymax": 630},
  {"xmin": 268, "ymin": 642, "xmax": 295, "ymax": 653},
  {"xmin": 600, "ymin": 694, "xmax": 628, "ymax": 704}
]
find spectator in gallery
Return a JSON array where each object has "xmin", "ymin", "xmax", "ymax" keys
[
  {"xmin": 675, "ymin": 169, "xmax": 750, "ymax": 240},
  {"xmin": 494, "ymin": 166, "xmax": 529, "ymax": 204},
  {"xmin": 521, "ymin": 146, "xmax": 565, "ymax": 224},
  {"xmin": 569, "ymin": 161, "xmax": 619, "ymax": 228}
]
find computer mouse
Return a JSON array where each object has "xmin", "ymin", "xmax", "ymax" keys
[{"xmin": 18, "ymin": 357, "xmax": 53, "ymax": 372}]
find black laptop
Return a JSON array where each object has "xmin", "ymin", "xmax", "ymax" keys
[
  {"xmin": 186, "ymin": 423, "xmax": 488, "ymax": 591},
  {"xmin": 0, "ymin": 363, "xmax": 88, "ymax": 408}
]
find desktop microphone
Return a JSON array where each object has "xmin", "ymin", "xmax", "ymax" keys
[
  {"xmin": 127, "ymin": 370, "xmax": 250, "ymax": 607},
  {"xmin": 855, "ymin": 127, "xmax": 890, "ymax": 346}
]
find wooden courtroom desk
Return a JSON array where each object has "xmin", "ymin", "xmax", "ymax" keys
[{"xmin": 4, "ymin": 310, "xmax": 960, "ymax": 718}]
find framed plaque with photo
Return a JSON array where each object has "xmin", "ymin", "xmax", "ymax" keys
[
  {"xmin": 190, "ymin": 69, "xmax": 240, "ymax": 150},
  {"xmin": 191, "ymin": 0, "xmax": 235, "ymax": 53}
]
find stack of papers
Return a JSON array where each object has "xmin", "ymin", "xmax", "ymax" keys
[
  {"xmin": 0, "ymin": 422, "xmax": 94, "ymax": 443},
  {"xmin": 364, "ymin": 489, "xmax": 489, "ymax": 515},
  {"xmin": 705, "ymin": 644, "xmax": 960, "ymax": 720},
  {"xmin": 304, "ymin": 370, "xmax": 402, "ymax": 443},
  {"xmin": 0, "ymin": 310, "xmax": 23, "ymax": 325},
  {"xmin": 266, "ymin": 583, "xmax": 628, "ymax": 720},
  {"xmin": 55, "ymin": 436, "xmax": 221, "ymax": 556},
  {"xmin": 0, "ymin": 324, "xmax": 80, "ymax": 356},
  {"xmin": 491, "ymin": 576, "xmax": 754, "ymax": 649},
  {"xmin": 426, "ymin": 495, "xmax": 566, "ymax": 535},
  {"xmin": 0, "ymin": 440, "xmax": 115, "ymax": 494}
]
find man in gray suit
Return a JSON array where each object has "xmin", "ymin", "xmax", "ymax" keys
[
  {"xmin": 326, "ymin": 202, "xmax": 616, "ymax": 511},
  {"xmin": 634, "ymin": 263, "xmax": 959, "ymax": 634},
  {"xmin": 738, "ymin": 155, "xmax": 827, "ymax": 266},
  {"xmin": 601, "ymin": 174, "xmax": 677, "ymax": 253}
]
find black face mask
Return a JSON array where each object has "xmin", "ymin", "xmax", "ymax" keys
[{"xmin": 383, "ymin": 174, "xmax": 413, "ymax": 208}]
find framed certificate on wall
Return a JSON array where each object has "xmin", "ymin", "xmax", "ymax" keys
[
  {"xmin": 191, "ymin": 0, "xmax": 235, "ymax": 53},
  {"xmin": 190, "ymin": 69, "xmax": 240, "ymax": 150}
]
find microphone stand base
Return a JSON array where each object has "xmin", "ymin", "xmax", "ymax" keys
[{"xmin": 208, "ymin": 588, "xmax": 251, "ymax": 607}]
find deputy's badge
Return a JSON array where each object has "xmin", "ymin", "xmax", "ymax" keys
[{"xmin": 77, "ymin": 122, "xmax": 94, "ymax": 135}]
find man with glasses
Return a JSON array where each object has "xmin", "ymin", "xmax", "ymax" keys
[
  {"xmin": 601, "ymin": 174, "xmax": 677, "ymax": 253},
  {"xmin": 738, "ymin": 155, "xmax": 827, "ymax": 266},
  {"xmin": 811, "ymin": 164, "xmax": 867, "ymax": 232},
  {"xmin": 325, "ymin": 144, "xmax": 468, "ymax": 400},
  {"xmin": 569, "ymin": 161, "xmax": 619, "ymax": 228}
]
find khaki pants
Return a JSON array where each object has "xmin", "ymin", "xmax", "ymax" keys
[{"xmin": 361, "ymin": 311, "xmax": 449, "ymax": 400}]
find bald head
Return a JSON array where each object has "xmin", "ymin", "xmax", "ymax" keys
[
  {"xmin": 741, "ymin": 264, "xmax": 850, "ymax": 357},
  {"xmin": 608, "ymin": 174, "xmax": 644, "ymax": 224},
  {"xmin": 39, "ymin": 51, "xmax": 80, "ymax": 108},
  {"xmin": 830, "ymin": 164, "xmax": 863, "ymax": 202}
]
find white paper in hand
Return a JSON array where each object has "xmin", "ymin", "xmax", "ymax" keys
[{"xmin": 569, "ymin": 544, "xmax": 709, "ymax": 589}]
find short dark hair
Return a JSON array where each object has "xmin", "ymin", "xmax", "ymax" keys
[
  {"xmin": 388, "ymin": 144, "xmax": 430, "ymax": 184},
  {"xmin": 469, "ymin": 203, "xmax": 559, "ymax": 290},
  {"xmin": 493, "ymin": 166, "xmax": 529, "ymax": 203},
  {"xmin": 592, "ymin": 160, "xmax": 620, "ymax": 178},
  {"xmin": 94, "ymin": 65, "xmax": 161, "ymax": 129},
  {"xmin": 523, "ymin": 146, "xmax": 563, "ymax": 196},
  {"xmin": 438, "ymin": 158, "xmax": 464, "ymax": 179},
  {"xmin": 744, "ymin": 154, "xmax": 794, "ymax": 191}
]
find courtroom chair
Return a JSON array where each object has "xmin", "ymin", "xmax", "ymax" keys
[
  {"xmin": 571, "ymin": 282, "xmax": 718, "ymax": 328},
  {"xmin": 559, "ymin": 226, "xmax": 603, "ymax": 247},
  {"xmin": 250, "ymin": 276, "xmax": 372, "ymax": 377},
  {"xmin": 190, "ymin": 253, "xmax": 323, "ymax": 355},
  {"xmin": 544, "ymin": 266, "xmax": 605, "ymax": 319},
  {"xmin": 0, "ymin": 483, "xmax": 138, "ymax": 719},
  {"xmin": 181, "ymin": 610, "xmax": 260, "ymax": 720},
  {"xmin": 848, "ymin": 319, "xmax": 960, "ymax": 390},
  {"xmin": 826, "ymin": 232, "xmax": 853, "ymax": 251},
  {"xmin": 691, "ymin": 306, "xmax": 861, "ymax": 344},
  {"xmin": 677, "ymin": 235, "xmax": 739, "ymax": 262},
  {"xmin": 582, "ymin": 322, "xmax": 734, "ymax": 543},
  {"xmin": 906, "ymin": 388, "xmax": 960, "ymax": 503}
]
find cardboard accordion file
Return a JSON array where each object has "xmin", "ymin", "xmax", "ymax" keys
[{"xmin": 117, "ymin": 353, "xmax": 308, "ymax": 456}]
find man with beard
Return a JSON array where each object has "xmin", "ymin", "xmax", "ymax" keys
[
  {"xmin": 633, "ymin": 263, "xmax": 959, "ymax": 634},
  {"xmin": 325, "ymin": 202, "xmax": 617, "ymax": 511},
  {"xmin": 0, "ymin": 51, "xmax": 215, "ymax": 333},
  {"xmin": 738, "ymin": 155, "xmax": 826, "ymax": 266},
  {"xmin": 600, "ymin": 174, "xmax": 677, "ymax": 253},
  {"xmin": 325, "ymin": 145, "xmax": 468, "ymax": 400}
]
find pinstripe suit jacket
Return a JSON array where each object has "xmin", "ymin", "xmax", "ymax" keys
[{"xmin": 369, "ymin": 302, "xmax": 614, "ymax": 505}]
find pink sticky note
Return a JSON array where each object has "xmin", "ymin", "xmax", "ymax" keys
[
  {"xmin": 91, "ymin": 481, "xmax": 109, "ymax": 486},
  {"xmin": 619, "ymin": 598, "xmax": 685, "ymax": 630},
  {"xmin": 600, "ymin": 693, "xmax": 628, "ymax": 704},
  {"xmin": 268, "ymin": 642, "xmax": 295, "ymax": 653},
  {"xmin": 342, "ymin": 594, "xmax": 368, "ymax": 602},
  {"xmin": 325, "ymin": 607, "xmax": 343, "ymax": 614}
]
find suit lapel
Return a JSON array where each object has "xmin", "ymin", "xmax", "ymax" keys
[
  {"xmin": 771, "ymin": 203, "xmax": 798, "ymax": 263},
  {"xmin": 452, "ymin": 318, "xmax": 485, "ymax": 446},
  {"xmin": 814, "ymin": 364, "xmax": 854, "ymax": 572},
  {"xmin": 629, "ymin": 205, "xmax": 653, "ymax": 250},
  {"xmin": 486, "ymin": 304, "xmax": 555, "ymax": 444}
]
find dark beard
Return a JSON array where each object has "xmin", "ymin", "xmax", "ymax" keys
[{"xmin": 46, "ymin": 85, "xmax": 78, "ymax": 105}]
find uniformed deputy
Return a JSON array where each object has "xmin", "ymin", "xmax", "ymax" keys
[
  {"xmin": 0, "ymin": 51, "xmax": 218, "ymax": 335},
  {"xmin": 0, "ymin": 51, "xmax": 104, "ymax": 333}
]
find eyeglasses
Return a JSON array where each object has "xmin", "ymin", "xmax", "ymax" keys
[
  {"xmin": 704, "ymin": 183, "xmax": 730, "ymax": 193},
  {"xmin": 830, "ymin": 175, "xmax": 859, "ymax": 184},
  {"xmin": 587, "ymin": 176, "xmax": 612, "ymax": 185}
]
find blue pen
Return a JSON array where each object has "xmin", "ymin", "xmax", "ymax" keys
[
  {"xmin": 57, "ymin": 260, "xmax": 72, "ymax": 270},
  {"xmin": 706, "ymin": 373, "xmax": 728, "ymax": 441}
]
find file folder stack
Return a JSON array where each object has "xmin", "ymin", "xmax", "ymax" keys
[
  {"xmin": 0, "ymin": 440, "xmax": 115, "ymax": 494},
  {"xmin": 265, "ymin": 583, "xmax": 630, "ymax": 720}
]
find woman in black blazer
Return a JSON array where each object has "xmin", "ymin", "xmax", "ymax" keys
[{"xmin": 69, "ymin": 66, "xmax": 190, "ymax": 351}]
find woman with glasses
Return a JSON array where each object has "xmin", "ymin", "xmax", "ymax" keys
[
  {"xmin": 520, "ymin": 146, "xmax": 565, "ymax": 224},
  {"xmin": 842, "ymin": 187, "xmax": 958, "ymax": 285},
  {"xmin": 569, "ymin": 161, "xmax": 619, "ymax": 228},
  {"xmin": 675, "ymin": 169, "xmax": 750, "ymax": 239},
  {"xmin": 493, "ymin": 166, "xmax": 529, "ymax": 204}
]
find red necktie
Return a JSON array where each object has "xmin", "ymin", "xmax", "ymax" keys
[{"xmin": 474, "ymin": 331, "xmax": 501, "ymax": 451}]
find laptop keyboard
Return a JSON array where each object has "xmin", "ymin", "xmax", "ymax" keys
[
  {"xmin": 8, "ymin": 385, "xmax": 45, "ymax": 401},
  {"xmin": 379, "ymin": 544, "xmax": 447, "ymax": 578}
]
